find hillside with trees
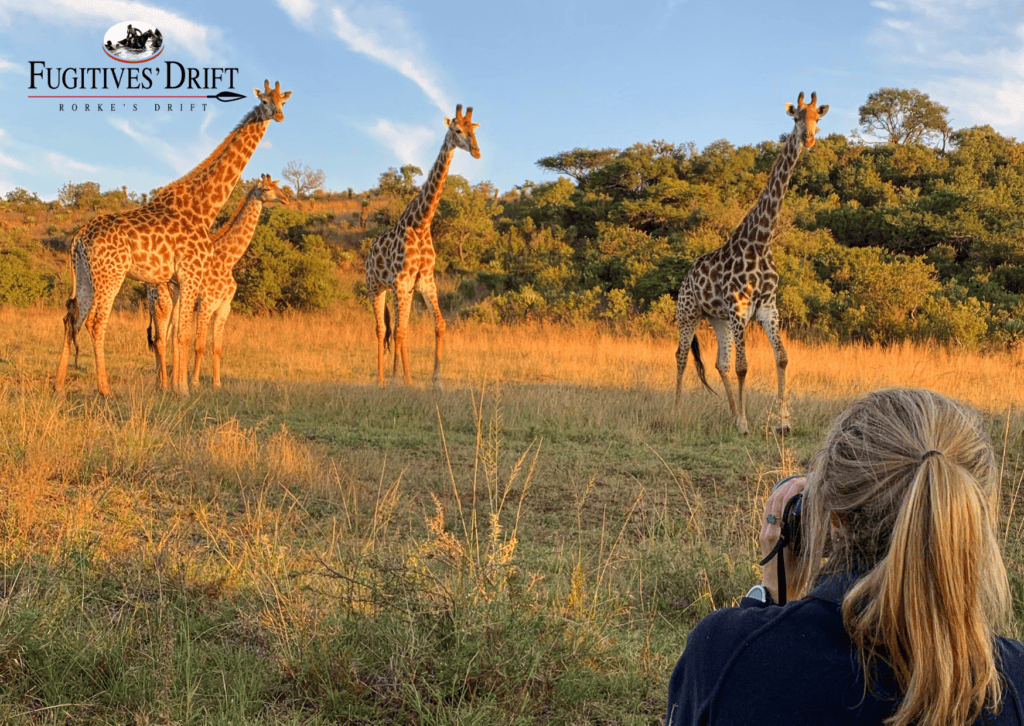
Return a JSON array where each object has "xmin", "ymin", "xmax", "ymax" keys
[{"xmin": 3, "ymin": 88, "xmax": 1022, "ymax": 349}]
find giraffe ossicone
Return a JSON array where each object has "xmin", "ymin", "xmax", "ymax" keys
[
  {"xmin": 55, "ymin": 80, "xmax": 292, "ymax": 397},
  {"xmin": 674, "ymin": 91, "xmax": 828, "ymax": 435},
  {"xmin": 364, "ymin": 103, "xmax": 481, "ymax": 389},
  {"xmin": 147, "ymin": 173, "xmax": 289, "ymax": 389}
]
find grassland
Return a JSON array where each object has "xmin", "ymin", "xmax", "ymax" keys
[{"xmin": 2, "ymin": 281, "xmax": 1024, "ymax": 725}]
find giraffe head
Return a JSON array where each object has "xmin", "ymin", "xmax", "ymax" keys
[
  {"xmin": 252, "ymin": 80, "xmax": 293, "ymax": 122},
  {"xmin": 254, "ymin": 173, "xmax": 289, "ymax": 206},
  {"xmin": 785, "ymin": 91, "xmax": 829, "ymax": 148},
  {"xmin": 444, "ymin": 104, "xmax": 481, "ymax": 159}
]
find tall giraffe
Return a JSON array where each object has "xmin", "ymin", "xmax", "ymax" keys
[
  {"xmin": 674, "ymin": 91, "xmax": 828, "ymax": 435},
  {"xmin": 55, "ymin": 80, "xmax": 292, "ymax": 397},
  {"xmin": 365, "ymin": 104, "xmax": 480, "ymax": 388},
  {"xmin": 147, "ymin": 174, "xmax": 289, "ymax": 388}
]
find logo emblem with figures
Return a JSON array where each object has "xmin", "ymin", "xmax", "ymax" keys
[{"xmin": 103, "ymin": 21, "xmax": 164, "ymax": 63}]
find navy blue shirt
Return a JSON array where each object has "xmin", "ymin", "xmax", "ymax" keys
[{"xmin": 667, "ymin": 580, "xmax": 1024, "ymax": 725}]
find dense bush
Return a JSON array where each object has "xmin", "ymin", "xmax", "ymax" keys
[
  {"xmin": 0, "ymin": 248, "xmax": 52, "ymax": 306},
  {"xmin": 450, "ymin": 122, "xmax": 1024, "ymax": 347},
  {"xmin": 4, "ymin": 94, "xmax": 1024, "ymax": 348},
  {"xmin": 233, "ymin": 208, "xmax": 341, "ymax": 314}
]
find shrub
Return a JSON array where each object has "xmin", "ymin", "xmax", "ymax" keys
[{"xmin": 0, "ymin": 249, "xmax": 52, "ymax": 306}]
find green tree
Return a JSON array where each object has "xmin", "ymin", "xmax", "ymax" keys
[
  {"xmin": 0, "ymin": 249, "xmax": 52, "ymax": 305},
  {"xmin": 4, "ymin": 187, "xmax": 42, "ymax": 212},
  {"xmin": 371, "ymin": 165, "xmax": 423, "ymax": 229},
  {"xmin": 535, "ymin": 147, "xmax": 618, "ymax": 187},
  {"xmin": 233, "ymin": 208, "xmax": 340, "ymax": 313},
  {"xmin": 857, "ymin": 87, "xmax": 951, "ymax": 148},
  {"xmin": 57, "ymin": 181, "xmax": 101, "ymax": 209},
  {"xmin": 432, "ymin": 177, "xmax": 502, "ymax": 270},
  {"xmin": 374, "ymin": 165, "xmax": 422, "ymax": 199}
]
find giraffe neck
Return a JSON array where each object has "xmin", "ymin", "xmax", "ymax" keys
[
  {"xmin": 212, "ymin": 190, "xmax": 264, "ymax": 266},
  {"xmin": 398, "ymin": 136, "xmax": 456, "ymax": 231},
  {"xmin": 736, "ymin": 123, "xmax": 805, "ymax": 249},
  {"xmin": 153, "ymin": 103, "xmax": 273, "ymax": 229}
]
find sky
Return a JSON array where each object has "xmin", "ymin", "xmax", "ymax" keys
[{"xmin": 0, "ymin": 0, "xmax": 1021, "ymax": 202}]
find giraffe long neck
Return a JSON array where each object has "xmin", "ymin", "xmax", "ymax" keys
[
  {"xmin": 398, "ymin": 136, "xmax": 456, "ymax": 231},
  {"xmin": 212, "ymin": 190, "xmax": 264, "ymax": 266},
  {"xmin": 737, "ymin": 124, "xmax": 805, "ymax": 248},
  {"xmin": 153, "ymin": 103, "xmax": 273, "ymax": 228}
]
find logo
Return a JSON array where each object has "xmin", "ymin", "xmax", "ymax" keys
[
  {"xmin": 28, "ymin": 23, "xmax": 246, "ymax": 112},
  {"xmin": 102, "ymin": 21, "xmax": 164, "ymax": 63}
]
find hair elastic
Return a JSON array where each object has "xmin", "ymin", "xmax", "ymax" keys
[{"xmin": 921, "ymin": 450, "xmax": 943, "ymax": 462}]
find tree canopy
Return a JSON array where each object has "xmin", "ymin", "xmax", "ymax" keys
[{"xmin": 857, "ymin": 87, "xmax": 952, "ymax": 148}]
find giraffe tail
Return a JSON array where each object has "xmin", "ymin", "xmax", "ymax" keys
[
  {"xmin": 63, "ymin": 297, "xmax": 80, "ymax": 368},
  {"xmin": 690, "ymin": 337, "xmax": 715, "ymax": 394},
  {"xmin": 383, "ymin": 304, "xmax": 392, "ymax": 353},
  {"xmin": 146, "ymin": 288, "xmax": 159, "ymax": 354}
]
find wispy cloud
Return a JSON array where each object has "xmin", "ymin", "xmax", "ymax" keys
[
  {"xmin": 362, "ymin": 118, "xmax": 437, "ymax": 167},
  {"xmin": 276, "ymin": 0, "xmax": 317, "ymax": 23},
  {"xmin": 275, "ymin": 0, "xmax": 452, "ymax": 115},
  {"xmin": 0, "ymin": 149, "xmax": 27, "ymax": 171},
  {"xmin": 47, "ymin": 151, "xmax": 99, "ymax": 175},
  {"xmin": 868, "ymin": 0, "xmax": 1024, "ymax": 134},
  {"xmin": 0, "ymin": 0, "xmax": 224, "ymax": 62},
  {"xmin": 0, "ymin": 128, "xmax": 28, "ymax": 171},
  {"xmin": 109, "ymin": 118, "xmax": 195, "ymax": 174}
]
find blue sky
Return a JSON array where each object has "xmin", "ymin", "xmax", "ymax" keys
[{"xmin": 0, "ymin": 0, "xmax": 1021, "ymax": 201}]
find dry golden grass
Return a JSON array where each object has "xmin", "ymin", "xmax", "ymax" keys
[
  {"xmin": 6, "ymin": 290, "xmax": 1022, "ymax": 416},
  {"xmin": 2, "ymin": 293, "xmax": 1024, "ymax": 723}
]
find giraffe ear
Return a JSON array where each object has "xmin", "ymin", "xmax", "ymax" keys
[
  {"xmin": 472, "ymin": 123, "xmax": 480, "ymax": 131},
  {"xmin": 785, "ymin": 103, "xmax": 797, "ymax": 118},
  {"xmin": 817, "ymin": 104, "xmax": 829, "ymax": 117},
  {"xmin": 253, "ymin": 87, "xmax": 262, "ymax": 99},
  {"xmin": 281, "ymin": 91, "xmax": 292, "ymax": 102},
  {"xmin": 444, "ymin": 117, "xmax": 451, "ymax": 126}
]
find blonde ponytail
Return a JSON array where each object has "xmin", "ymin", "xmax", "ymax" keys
[{"xmin": 793, "ymin": 389, "xmax": 1010, "ymax": 726}]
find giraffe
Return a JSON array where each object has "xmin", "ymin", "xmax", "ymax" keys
[
  {"xmin": 146, "ymin": 174, "xmax": 289, "ymax": 388},
  {"xmin": 674, "ymin": 91, "xmax": 828, "ymax": 435},
  {"xmin": 364, "ymin": 104, "xmax": 480, "ymax": 388},
  {"xmin": 55, "ymin": 80, "xmax": 292, "ymax": 397}
]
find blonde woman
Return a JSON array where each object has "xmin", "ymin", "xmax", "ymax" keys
[{"xmin": 667, "ymin": 388, "xmax": 1024, "ymax": 726}]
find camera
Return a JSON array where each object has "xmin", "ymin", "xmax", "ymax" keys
[{"xmin": 782, "ymin": 491, "xmax": 803, "ymax": 556}]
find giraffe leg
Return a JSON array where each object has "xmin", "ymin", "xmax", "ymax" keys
[
  {"xmin": 393, "ymin": 279, "xmax": 414, "ymax": 386},
  {"xmin": 709, "ymin": 318, "xmax": 746, "ymax": 434},
  {"xmin": 148, "ymin": 282, "xmax": 174, "ymax": 390},
  {"xmin": 55, "ymin": 297, "xmax": 78, "ymax": 392},
  {"xmin": 56, "ymin": 245, "xmax": 91, "ymax": 391},
  {"xmin": 372, "ymin": 287, "xmax": 389, "ymax": 387},
  {"xmin": 731, "ymin": 319, "xmax": 750, "ymax": 436},
  {"xmin": 757, "ymin": 306, "xmax": 791, "ymax": 434},
  {"xmin": 192, "ymin": 294, "xmax": 214, "ymax": 388},
  {"xmin": 673, "ymin": 314, "xmax": 700, "ymax": 410},
  {"xmin": 209, "ymin": 286, "xmax": 234, "ymax": 389},
  {"xmin": 172, "ymin": 270, "xmax": 202, "ymax": 397},
  {"xmin": 82, "ymin": 284, "xmax": 119, "ymax": 398},
  {"xmin": 417, "ymin": 271, "xmax": 446, "ymax": 389}
]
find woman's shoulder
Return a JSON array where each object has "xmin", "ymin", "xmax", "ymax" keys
[
  {"xmin": 987, "ymin": 638, "xmax": 1024, "ymax": 724},
  {"xmin": 998, "ymin": 637, "xmax": 1024, "ymax": 677},
  {"xmin": 683, "ymin": 596, "xmax": 837, "ymax": 667}
]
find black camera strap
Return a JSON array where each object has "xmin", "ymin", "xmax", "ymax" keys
[{"xmin": 758, "ymin": 495, "xmax": 801, "ymax": 605}]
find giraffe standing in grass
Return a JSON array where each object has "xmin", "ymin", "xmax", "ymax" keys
[
  {"xmin": 674, "ymin": 91, "xmax": 828, "ymax": 435},
  {"xmin": 364, "ymin": 104, "xmax": 480, "ymax": 388},
  {"xmin": 55, "ymin": 81, "xmax": 292, "ymax": 397},
  {"xmin": 147, "ymin": 174, "xmax": 289, "ymax": 388}
]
